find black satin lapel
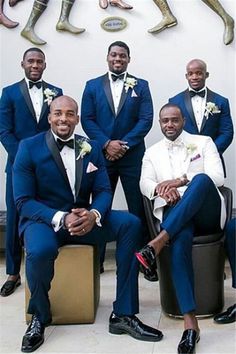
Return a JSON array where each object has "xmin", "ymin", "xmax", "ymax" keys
[
  {"xmin": 200, "ymin": 88, "xmax": 214, "ymax": 132},
  {"xmin": 103, "ymin": 75, "xmax": 115, "ymax": 115},
  {"xmin": 45, "ymin": 130, "xmax": 70, "ymax": 186},
  {"xmin": 39, "ymin": 81, "xmax": 48, "ymax": 120},
  {"xmin": 19, "ymin": 80, "xmax": 36, "ymax": 119},
  {"xmin": 75, "ymin": 157, "xmax": 83, "ymax": 197},
  {"xmin": 184, "ymin": 90, "xmax": 198, "ymax": 130}
]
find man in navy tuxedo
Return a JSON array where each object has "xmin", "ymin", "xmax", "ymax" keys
[
  {"xmin": 0, "ymin": 47, "xmax": 63, "ymax": 297},
  {"xmin": 136, "ymin": 103, "xmax": 226, "ymax": 353},
  {"xmin": 169, "ymin": 58, "xmax": 234, "ymax": 175},
  {"xmin": 81, "ymin": 41, "xmax": 154, "ymax": 277},
  {"xmin": 13, "ymin": 95, "xmax": 163, "ymax": 352}
]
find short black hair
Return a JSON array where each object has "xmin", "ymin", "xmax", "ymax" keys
[
  {"xmin": 23, "ymin": 47, "xmax": 45, "ymax": 60},
  {"xmin": 108, "ymin": 41, "xmax": 130, "ymax": 57},
  {"xmin": 159, "ymin": 103, "xmax": 184, "ymax": 118}
]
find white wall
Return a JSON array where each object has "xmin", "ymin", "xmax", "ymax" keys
[{"xmin": 0, "ymin": 0, "xmax": 235, "ymax": 210}]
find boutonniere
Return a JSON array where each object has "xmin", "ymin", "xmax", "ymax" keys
[
  {"xmin": 124, "ymin": 77, "xmax": 137, "ymax": 93},
  {"xmin": 186, "ymin": 143, "xmax": 198, "ymax": 155},
  {"xmin": 204, "ymin": 102, "xmax": 221, "ymax": 119},
  {"xmin": 44, "ymin": 88, "xmax": 58, "ymax": 105},
  {"xmin": 75, "ymin": 138, "xmax": 92, "ymax": 160}
]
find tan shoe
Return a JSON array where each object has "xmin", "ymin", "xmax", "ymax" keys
[{"xmin": 109, "ymin": 0, "xmax": 133, "ymax": 10}]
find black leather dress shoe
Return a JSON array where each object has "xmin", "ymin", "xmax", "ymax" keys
[
  {"xmin": 109, "ymin": 312, "xmax": 163, "ymax": 342},
  {"xmin": 177, "ymin": 329, "xmax": 200, "ymax": 354},
  {"xmin": 214, "ymin": 304, "xmax": 236, "ymax": 324},
  {"xmin": 139, "ymin": 262, "xmax": 158, "ymax": 282},
  {"xmin": 0, "ymin": 276, "xmax": 21, "ymax": 297},
  {"xmin": 21, "ymin": 315, "xmax": 45, "ymax": 353},
  {"xmin": 135, "ymin": 244, "xmax": 156, "ymax": 270}
]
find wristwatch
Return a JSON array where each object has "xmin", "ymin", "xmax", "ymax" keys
[{"xmin": 90, "ymin": 209, "xmax": 102, "ymax": 227}]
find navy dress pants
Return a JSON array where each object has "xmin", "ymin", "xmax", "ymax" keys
[
  {"xmin": 161, "ymin": 174, "xmax": 223, "ymax": 314},
  {"xmin": 24, "ymin": 210, "xmax": 141, "ymax": 324}
]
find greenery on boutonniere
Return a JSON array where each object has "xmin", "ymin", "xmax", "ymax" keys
[
  {"xmin": 75, "ymin": 138, "xmax": 92, "ymax": 160},
  {"xmin": 204, "ymin": 102, "xmax": 221, "ymax": 119},
  {"xmin": 186, "ymin": 143, "xmax": 197, "ymax": 155},
  {"xmin": 124, "ymin": 77, "xmax": 137, "ymax": 93},
  {"xmin": 44, "ymin": 88, "xmax": 58, "ymax": 105}
]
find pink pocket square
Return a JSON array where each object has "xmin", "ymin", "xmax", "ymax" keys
[
  {"xmin": 86, "ymin": 162, "xmax": 98, "ymax": 173},
  {"xmin": 190, "ymin": 153, "xmax": 201, "ymax": 162},
  {"xmin": 131, "ymin": 90, "xmax": 138, "ymax": 97}
]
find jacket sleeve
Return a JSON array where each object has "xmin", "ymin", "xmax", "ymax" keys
[{"xmin": 0, "ymin": 87, "xmax": 20, "ymax": 163}]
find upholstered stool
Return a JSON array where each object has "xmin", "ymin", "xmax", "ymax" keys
[{"xmin": 25, "ymin": 244, "xmax": 100, "ymax": 324}]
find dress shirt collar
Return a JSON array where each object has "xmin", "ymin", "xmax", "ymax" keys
[
  {"xmin": 188, "ymin": 86, "xmax": 207, "ymax": 95},
  {"xmin": 51, "ymin": 131, "xmax": 75, "ymax": 144}
]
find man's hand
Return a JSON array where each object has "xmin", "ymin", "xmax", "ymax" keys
[
  {"xmin": 105, "ymin": 140, "xmax": 128, "ymax": 160},
  {"xmin": 64, "ymin": 208, "xmax": 96, "ymax": 236},
  {"xmin": 161, "ymin": 187, "xmax": 181, "ymax": 206},
  {"xmin": 155, "ymin": 178, "xmax": 183, "ymax": 196}
]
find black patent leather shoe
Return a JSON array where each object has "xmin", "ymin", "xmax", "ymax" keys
[
  {"xmin": 139, "ymin": 263, "xmax": 158, "ymax": 282},
  {"xmin": 109, "ymin": 312, "xmax": 163, "ymax": 342},
  {"xmin": 0, "ymin": 275, "xmax": 21, "ymax": 297},
  {"xmin": 21, "ymin": 315, "xmax": 45, "ymax": 353},
  {"xmin": 177, "ymin": 329, "xmax": 200, "ymax": 354},
  {"xmin": 135, "ymin": 245, "xmax": 156, "ymax": 270},
  {"xmin": 214, "ymin": 304, "xmax": 236, "ymax": 324}
]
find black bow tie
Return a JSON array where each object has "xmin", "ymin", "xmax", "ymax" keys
[
  {"xmin": 57, "ymin": 138, "xmax": 74, "ymax": 151},
  {"xmin": 111, "ymin": 73, "xmax": 125, "ymax": 82},
  {"xmin": 189, "ymin": 89, "xmax": 205, "ymax": 98},
  {"xmin": 29, "ymin": 81, "xmax": 42, "ymax": 89}
]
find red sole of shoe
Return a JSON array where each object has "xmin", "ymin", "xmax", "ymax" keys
[{"xmin": 135, "ymin": 252, "xmax": 150, "ymax": 270}]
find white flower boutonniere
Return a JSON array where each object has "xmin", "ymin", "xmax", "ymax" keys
[
  {"xmin": 204, "ymin": 102, "xmax": 221, "ymax": 119},
  {"xmin": 186, "ymin": 143, "xmax": 198, "ymax": 155},
  {"xmin": 75, "ymin": 139, "xmax": 92, "ymax": 160},
  {"xmin": 44, "ymin": 88, "xmax": 58, "ymax": 105},
  {"xmin": 124, "ymin": 77, "xmax": 137, "ymax": 93}
]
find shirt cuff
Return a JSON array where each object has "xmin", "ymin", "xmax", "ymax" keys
[{"xmin": 52, "ymin": 211, "xmax": 68, "ymax": 232}]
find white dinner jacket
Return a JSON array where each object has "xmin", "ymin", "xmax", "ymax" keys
[{"xmin": 140, "ymin": 131, "xmax": 226, "ymax": 227}]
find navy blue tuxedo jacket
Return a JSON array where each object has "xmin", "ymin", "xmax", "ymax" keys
[
  {"xmin": 0, "ymin": 79, "xmax": 63, "ymax": 172},
  {"xmin": 81, "ymin": 73, "xmax": 153, "ymax": 161},
  {"xmin": 169, "ymin": 88, "xmax": 234, "ymax": 155},
  {"xmin": 13, "ymin": 131, "xmax": 112, "ymax": 236}
]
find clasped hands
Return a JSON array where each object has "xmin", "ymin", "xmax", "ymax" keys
[
  {"xmin": 64, "ymin": 208, "xmax": 96, "ymax": 236},
  {"xmin": 105, "ymin": 140, "xmax": 128, "ymax": 161},
  {"xmin": 155, "ymin": 179, "xmax": 183, "ymax": 206}
]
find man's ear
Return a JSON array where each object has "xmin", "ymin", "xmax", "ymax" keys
[
  {"xmin": 48, "ymin": 113, "xmax": 51, "ymax": 124},
  {"xmin": 206, "ymin": 71, "xmax": 209, "ymax": 79}
]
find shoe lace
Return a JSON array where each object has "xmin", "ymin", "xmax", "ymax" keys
[{"xmin": 28, "ymin": 316, "xmax": 42, "ymax": 336}]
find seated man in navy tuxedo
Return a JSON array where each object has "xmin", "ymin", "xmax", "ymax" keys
[
  {"xmin": 169, "ymin": 58, "xmax": 234, "ymax": 176},
  {"xmin": 13, "ymin": 95, "xmax": 163, "ymax": 353},
  {"xmin": 214, "ymin": 218, "xmax": 236, "ymax": 324},
  {"xmin": 135, "ymin": 103, "xmax": 226, "ymax": 354}
]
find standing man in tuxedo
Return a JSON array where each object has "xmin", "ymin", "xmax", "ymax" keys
[
  {"xmin": 169, "ymin": 58, "xmax": 234, "ymax": 175},
  {"xmin": 0, "ymin": 47, "xmax": 63, "ymax": 297},
  {"xmin": 136, "ymin": 103, "xmax": 226, "ymax": 353},
  {"xmin": 13, "ymin": 95, "xmax": 163, "ymax": 352},
  {"xmin": 81, "ymin": 41, "xmax": 154, "ymax": 278}
]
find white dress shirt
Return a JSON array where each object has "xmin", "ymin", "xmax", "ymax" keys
[
  {"xmin": 25, "ymin": 78, "xmax": 43, "ymax": 122},
  {"xmin": 109, "ymin": 71, "xmax": 127, "ymax": 114},
  {"xmin": 189, "ymin": 86, "xmax": 207, "ymax": 132}
]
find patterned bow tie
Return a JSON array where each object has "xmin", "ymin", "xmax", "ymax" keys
[
  {"xmin": 57, "ymin": 138, "xmax": 74, "ymax": 151},
  {"xmin": 189, "ymin": 89, "xmax": 205, "ymax": 98},
  {"xmin": 29, "ymin": 81, "xmax": 42, "ymax": 89},
  {"xmin": 166, "ymin": 139, "xmax": 184, "ymax": 149},
  {"xmin": 111, "ymin": 73, "xmax": 125, "ymax": 82}
]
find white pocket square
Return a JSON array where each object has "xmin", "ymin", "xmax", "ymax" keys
[
  {"xmin": 86, "ymin": 162, "xmax": 98, "ymax": 173},
  {"xmin": 131, "ymin": 90, "xmax": 138, "ymax": 97}
]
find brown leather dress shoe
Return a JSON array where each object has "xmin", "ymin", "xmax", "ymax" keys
[
  {"xmin": 99, "ymin": 0, "xmax": 108, "ymax": 9},
  {"xmin": 109, "ymin": 0, "xmax": 133, "ymax": 10}
]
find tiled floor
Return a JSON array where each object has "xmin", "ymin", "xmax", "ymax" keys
[{"xmin": 0, "ymin": 247, "xmax": 235, "ymax": 354}]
